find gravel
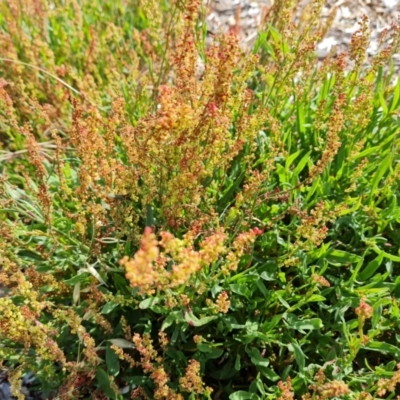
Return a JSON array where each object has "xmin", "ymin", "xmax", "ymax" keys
[{"xmin": 205, "ymin": 0, "xmax": 400, "ymax": 70}]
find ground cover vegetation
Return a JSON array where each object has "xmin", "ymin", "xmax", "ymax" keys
[{"xmin": 1, "ymin": 0, "xmax": 400, "ymax": 398}]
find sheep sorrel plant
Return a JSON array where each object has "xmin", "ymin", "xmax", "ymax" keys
[{"xmin": 2, "ymin": 0, "xmax": 400, "ymax": 398}]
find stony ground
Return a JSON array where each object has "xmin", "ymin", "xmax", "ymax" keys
[{"xmin": 206, "ymin": 0, "xmax": 400, "ymax": 68}]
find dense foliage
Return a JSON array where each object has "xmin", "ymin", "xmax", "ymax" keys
[{"xmin": 1, "ymin": 0, "xmax": 400, "ymax": 399}]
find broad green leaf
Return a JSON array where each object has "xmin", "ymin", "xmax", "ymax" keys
[
  {"xmin": 208, "ymin": 348, "xmax": 224, "ymax": 359},
  {"xmin": 229, "ymin": 391, "xmax": 259, "ymax": 400},
  {"xmin": 106, "ymin": 343, "xmax": 120, "ymax": 376},
  {"xmin": 102, "ymin": 301, "xmax": 118, "ymax": 314},
  {"xmin": 230, "ymin": 284, "xmax": 251, "ymax": 299},
  {"xmin": 255, "ymin": 378, "xmax": 266, "ymax": 396},
  {"xmin": 286, "ymin": 318, "xmax": 323, "ymax": 331},
  {"xmin": 250, "ymin": 348, "xmax": 270, "ymax": 368},
  {"xmin": 260, "ymin": 270, "xmax": 276, "ymax": 281},
  {"xmin": 139, "ymin": 297, "xmax": 160, "ymax": 309},
  {"xmin": 95, "ymin": 368, "xmax": 117, "ymax": 400},
  {"xmin": 259, "ymin": 366, "xmax": 280, "ymax": 381},
  {"xmin": 197, "ymin": 343, "xmax": 213, "ymax": 353},
  {"xmin": 161, "ymin": 311, "xmax": 183, "ymax": 331}
]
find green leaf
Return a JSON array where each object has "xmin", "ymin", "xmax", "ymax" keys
[
  {"xmin": 219, "ymin": 171, "xmax": 246, "ymax": 206},
  {"xmin": 349, "ymin": 146, "xmax": 379, "ymax": 161},
  {"xmin": 256, "ymin": 280, "xmax": 269, "ymax": 297},
  {"xmin": 124, "ymin": 376, "xmax": 149, "ymax": 385},
  {"xmin": 161, "ymin": 311, "xmax": 183, "ymax": 331},
  {"xmin": 260, "ymin": 270, "xmax": 275, "ymax": 281},
  {"xmin": 389, "ymin": 77, "xmax": 400, "ymax": 112},
  {"xmin": 16, "ymin": 250, "xmax": 44, "ymax": 262},
  {"xmin": 208, "ymin": 348, "xmax": 224, "ymax": 359},
  {"xmin": 63, "ymin": 272, "xmax": 90, "ymax": 285},
  {"xmin": 102, "ymin": 301, "xmax": 118, "ymax": 314},
  {"xmin": 357, "ymin": 253, "xmax": 384, "ymax": 281},
  {"xmin": 372, "ymin": 246, "xmax": 400, "ymax": 262},
  {"xmin": 95, "ymin": 368, "xmax": 117, "ymax": 400},
  {"xmin": 250, "ymin": 348, "xmax": 270, "ymax": 368},
  {"xmin": 113, "ymin": 274, "xmax": 130, "ymax": 294},
  {"xmin": 229, "ymin": 391, "xmax": 259, "ymax": 400},
  {"xmin": 230, "ymin": 284, "xmax": 251, "ymax": 299},
  {"xmin": 292, "ymin": 342, "xmax": 306, "ymax": 372},
  {"xmin": 197, "ymin": 343, "xmax": 213, "ymax": 353},
  {"xmin": 378, "ymin": 89, "xmax": 388, "ymax": 116},
  {"xmin": 106, "ymin": 343, "xmax": 120, "ymax": 376},
  {"xmin": 267, "ymin": 24, "xmax": 289, "ymax": 54},
  {"xmin": 263, "ymin": 314, "xmax": 283, "ymax": 332},
  {"xmin": 286, "ymin": 318, "xmax": 323, "ymax": 331},
  {"xmin": 108, "ymin": 338, "xmax": 135, "ymax": 349},
  {"xmin": 326, "ymin": 249, "xmax": 362, "ymax": 265},
  {"xmin": 285, "ymin": 150, "xmax": 302, "ymax": 169},
  {"xmin": 293, "ymin": 151, "xmax": 311, "ymax": 179},
  {"xmin": 368, "ymin": 153, "xmax": 392, "ymax": 204},
  {"xmin": 234, "ymin": 354, "xmax": 241, "ymax": 371},
  {"xmin": 255, "ymin": 378, "xmax": 266, "ymax": 396},
  {"xmin": 305, "ymin": 295, "xmax": 326, "ymax": 303},
  {"xmin": 296, "ymin": 103, "xmax": 306, "ymax": 135},
  {"xmin": 252, "ymin": 31, "xmax": 269, "ymax": 54},
  {"xmin": 364, "ymin": 341, "xmax": 400, "ymax": 357},
  {"xmin": 146, "ymin": 204, "xmax": 155, "ymax": 227},
  {"xmin": 259, "ymin": 366, "xmax": 280, "ymax": 381},
  {"xmin": 184, "ymin": 310, "xmax": 217, "ymax": 327},
  {"xmin": 139, "ymin": 297, "xmax": 160, "ymax": 309},
  {"xmin": 197, "ymin": 343, "xmax": 224, "ymax": 360}
]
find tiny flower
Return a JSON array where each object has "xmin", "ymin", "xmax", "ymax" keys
[
  {"xmin": 252, "ymin": 227, "xmax": 263, "ymax": 235},
  {"xmin": 311, "ymin": 273, "xmax": 330, "ymax": 287},
  {"xmin": 216, "ymin": 291, "xmax": 230, "ymax": 313},
  {"xmin": 193, "ymin": 335, "xmax": 204, "ymax": 344},
  {"xmin": 355, "ymin": 297, "xmax": 373, "ymax": 319}
]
